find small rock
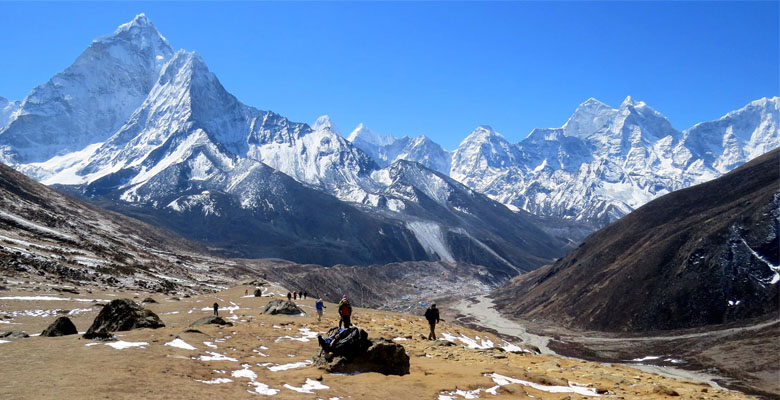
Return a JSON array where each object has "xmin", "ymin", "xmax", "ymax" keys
[
  {"xmin": 653, "ymin": 385, "xmax": 680, "ymax": 396},
  {"xmin": 263, "ymin": 299, "xmax": 304, "ymax": 315},
  {"xmin": 0, "ymin": 331, "xmax": 29, "ymax": 338},
  {"xmin": 41, "ymin": 317, "xmax": 78, "ymax": 337},
  {"xmin": 253, "ymin": 288, "xmax": 263, "ymax": 297},
  {"xmin": 190, "ymin": 316, "xmax": 233, "ymax": 327},
  {"xmin": 141, "ymin": 297, "xmax": 157, "ymax": 304}
]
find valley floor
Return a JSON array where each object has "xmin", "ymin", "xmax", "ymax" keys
[
  {"xmin": 0, "ymin": 278, "xmax": 762, "ymax": 400},
  {"xmin": 446, "ymin": 295, "xmax": 780, "ymax": 399}
]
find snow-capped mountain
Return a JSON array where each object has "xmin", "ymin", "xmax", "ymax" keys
[
  {"xmin": 0, "ymin": 15, "xmax": 565, "ymax": 274},
  {"xmin": 347, "ymin": 124, "xmax": 451, "ymax": 174},
  {"xmin": 0, "ymin": 97, "xmax": 19, "ymax": 129},
  {"xmin": 450, "ymin": 96, "xmax": 779, "ymax": 228},
  {"xmin": 0, "ymin": 14, "xmax": 173, "ymax": 166}
]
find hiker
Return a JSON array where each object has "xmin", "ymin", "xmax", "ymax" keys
[
  {"xmin": 293, "ymin": 291, "xmax": 298, "ymax": 300},
  {"xmin": 424, "ymin": 303, "xmax": 440, "ymax": 340},
  {"xmin": 213, "ymin": 302, "xmax": 219, "ymax": 317},
  {"xmin": 315, "ymin": 298, "xmax": 326, "ymax": 321},
  {"xmin": 287, "ymin": 292, "xmax": 292, "ymax": 301},
  {"xmin": 303, "ymin": 291, "xmax": 308, "ymax": 300},
  {"xmin": 338, "ymin": 294, "xmax": 353, "ymax": 328},
  {"xmin": 244, "ymin": 289, "xmax": 248, "ymax": 295}
]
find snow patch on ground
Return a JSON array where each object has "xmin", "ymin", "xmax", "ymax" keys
[
  {"xmin": 283, "ymin": 378, "xmax": 329, "ymax": 394},
  {"xmin": 105, "ymin": 341, "xmax": 148, "ymax": 350},
  {"xmin": 267, "ymin": 360, "xmax": 313, "ymax": 372},
  {"xmin": 164, "ymin": 338, "xmax": 196, "ymax": 350},
  {"xmin": 195, "ymin": 351, "xmax": 238, "ymax": 362},
  {"xmin": 195, "ymin": 378, "xmax": 233, "ymax": 385}
]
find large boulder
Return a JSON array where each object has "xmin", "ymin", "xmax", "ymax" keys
[
  {"xmin": 83, "ymin": 299, "xmax": 164, "ymax": 339},
  {"xmin": 314, "ymin": 338, "xmax": 410, "ymax": 376},
  {"xmin": 41, "ymin": 317, "xmax": 78, "ymax": 337},
  {"xmin": 263, "ymin": 299, "xmax": 304, "ymax": 315},
  {"xmin": 190, "ymin": 316, "xmax": 233, "ymax": 327}
]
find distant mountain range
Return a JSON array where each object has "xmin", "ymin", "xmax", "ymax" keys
[
  {"xmin": 349, "ymin": 96, "xmax": 778, "ymax": 229},
  {"xmin": 0, "ymin": 14, "xmax": 777, "ymax": 273},
  {"xmin": 0, "ymin": 14, "xmax": 565, "ymax": 276},
  {"xmin": 491, "ymin": 149, "xmax": 779, "ymax": 332}
]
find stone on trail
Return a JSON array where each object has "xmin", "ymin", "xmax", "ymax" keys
[
  {"xmin": 41, "ymin": 316, "xmax": 78, "ymax": 337},
  {"xmin": 0, "ymin": 331, "xmax": 29, "ymax": 339},
  {"xmin": 263, "ymin": 299, "xmax": 304, "ymax": 315},
  {"xmin": 314, "ymin": 338, "xmax": 410, "ymax": 376},
  {"xmin": 141, "ymin": 297, "xmax": 157, "ymax": 303},
  {"xmin": 253, "ymin": 288, "xmax": 263, "ymax": 297},
  {"xmin": 83, "ymin": 298, "xmax": 164, "ymax": 339},
  {"xmin": 190, "ymin": 316, "xmax": 233, "ymax": 327}
]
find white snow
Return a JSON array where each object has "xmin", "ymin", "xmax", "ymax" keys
[
  {"xmin": 195, "ymin": 378, "xmax": 233, "ymax": 385},
  {"xmin": 440, "ymin": 332, "xmax": 494, "ymax": 349},
  {"xmin": 231, "ymin": 365, "xmax": 258, "ymax": 380},
  {"xmin": 274, "ymin": 328, "xmax": 318, "ymax": 343},
  {"xmin": 249, "ymin": 381, "xmax": 280, "ymax": 396},
  {"xmin": 0, "ymin": 340, "xmax": 10, "ymax": 344},
  {"xmin": 164, "ymin": 338, "xmax": 196, "ymax": 350},
  {"xmin": 105, "ymin": 340, "xmax": 148, "ymax": 349},
  {"xmin": 632, "ymin": 355, "xmax": 662, "ymax": 362},
  {"xmin": 267, "ymin": 360, "xmax": 312, "ymax": 372},
  {"xmin": 283, "ymin": 378, "xmax": 329, "ymax": 394},
  {"xmin": 196, "ymin": 352, "xmax": 238, "ymax": 362}
]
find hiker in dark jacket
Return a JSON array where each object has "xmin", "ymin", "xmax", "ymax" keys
[
  {"xmin": 213, "ymin": 302, "xmax": 219, "ymax": 317},
  {"xmin": 424, "ymin": 303, "xmax": 440, "ymax": 340}
]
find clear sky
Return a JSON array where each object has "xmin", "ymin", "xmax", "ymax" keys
[{"xmin": 0, "ymin": 1, "xmax": 778, "ymax": 150}]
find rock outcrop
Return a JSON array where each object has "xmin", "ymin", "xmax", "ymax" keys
[
  {"xmin": 263, "ymin": 299, "xmax": 304, "ymax": 315},
  {"xmin": 41, "ymin": 317, "xmax": 78, "ymax": 337},
  {"xmin": 83, "ymin": 298, "xmax": 164, "ymax": 338},
  {"xmin": 189, "ymin": 316, "xmax": 233, "ymax": 327},
  {"xmin": 314, "ymin": 338, "xmax": 410, "ymax": 376}
]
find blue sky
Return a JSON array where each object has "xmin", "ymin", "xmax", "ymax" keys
[{"xmin": 0, "ymin": 1, "xmax": 777, "ymax": 150}]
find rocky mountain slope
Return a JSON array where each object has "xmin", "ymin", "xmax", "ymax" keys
[
  {"xmin": 0, "ymin": 15, "xmax": 565, "ymax": 274},
  {"xmin": 0, "ymin": 161, "xmax": 250, "ymax": 294},
  {"xmin": 491, "ymin": 149, "xmax": 780, "ymax": 332}
]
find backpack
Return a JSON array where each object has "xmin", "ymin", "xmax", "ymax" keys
[
  {"xmin": 329, "ymin": 327, "xmax": 369, "ymax": 359},
  {"xmin": 339, "ymin": 300, "xmax": 352, "ymax": 317}
]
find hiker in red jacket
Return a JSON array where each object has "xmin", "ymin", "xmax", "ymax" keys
[{"xmin": 338, "ymin": 294, "xmax": 353, "ymax": 328}]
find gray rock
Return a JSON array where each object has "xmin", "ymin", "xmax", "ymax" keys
[
  {"xmin": 0, "ymin": 331, "xmax": 29, "ymax": 338},
  {"xmin": 141, "ymin": 297, "xmax": 157, "ymax": 303},
  {"xmin": 83, "ymin": 298, "xmax": 164, "ymax": 338},
  {"xmin": 41, "ymin": 316, "xmax": 78, "ymax": 337},
  {"xmin": 253, "ymin": 288, "xmax": 263, "ymax": 297},
  {"xmin": 263, "ymin": 299, "xmax": 304, "ymax": 315},
  {"xmin": 189, "ymin": 316, "xmax": 233, "ymax": 327},
  {"xmin": 314, "ymin": 338, "xmax": 410, "ymax": 376}
]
